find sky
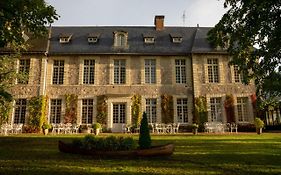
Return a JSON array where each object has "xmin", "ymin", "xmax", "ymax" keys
[{"xmin": 45, "ymin": 0, "xmax": 227, "ymax": 27}]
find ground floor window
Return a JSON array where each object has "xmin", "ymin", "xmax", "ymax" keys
[
  {"xmin": 176, "ymin": 98, "xmax": 188, "ymax": 123},
  {"xmin": 237, "ymin": 97, "xmax": 249, "ymax": 122},
  {"xmin": 14, "ymin": 99, "xmax": 27, "ymax": 124},
  {"xmin": 113, "ymin": 103, "xmax": 126, "ymax": 124},
  {"xmin": 50, "ymin": 99, "xmax": 62, "ymax": 124},
  {"xmin": 82, "ymin": 99, "xmax": 94, "ymax": 124},
  {"xmin": 146, "ymin": 98, "xmax": 157, "ymax": 123},
  {"xmin": 210, "ymin": 97, "xmax": 222, "ymax": 122}
]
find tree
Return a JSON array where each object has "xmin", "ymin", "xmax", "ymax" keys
[
  {"xmin": 138, "ymin": 112, "xmax": 151, "ymax": 149},
  {"xmin": 0, "ymin": 0, "xmax": 58, "ymax": 48},
  {"xmin": 208, "ymin": 0, "xmax": 281, "ymax": 101},
  {"xmin": 0, "ymin": 0, "xmax": 58, "ymax": 123}
]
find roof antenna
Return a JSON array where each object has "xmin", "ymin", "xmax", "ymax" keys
[{"xmin": 182, "ymin": 10, "xmax": 186, "ymax": 26}]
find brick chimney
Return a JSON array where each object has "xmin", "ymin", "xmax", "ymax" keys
[{"xmin": 154, "ymin": 15, "xmax": 165, "ymax": 31}]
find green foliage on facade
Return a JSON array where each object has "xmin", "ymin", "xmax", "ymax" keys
[
  {"xmin": 96, "ymin": 95, "xmax": 107, "ymax": 125},
  {"xmin": 138, "ymin": 112, "xmax": 151, "ymax": 149},
  {"xmin": 131, "ymin": 94, "xmax": 142, "ymax": 127},
  {"xmin": 27, "ymin": 95, "xmax": 48, "ymax": 132},
  {"xmin": 161, "ymin": 94, "xmax": 174, "ymax": 124},
  {"xmin": 194, "ymin": 96, "xmax": 208, "ymax": 130},
  {"xmin": 224, "ymin": 94, "xmax": 235, "ymax": 123},
  {"xmin": 64, "ymin": 94, "xmax": 78, "ymax": 124}
]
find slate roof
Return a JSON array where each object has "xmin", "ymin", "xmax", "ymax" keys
[
  {"xmin": 1, "ymin": 26, "xmax": 226, "ymax": 55},
  {"xmin": 49, "ymin": 26, "xmax": 198, "ymax": 55}
]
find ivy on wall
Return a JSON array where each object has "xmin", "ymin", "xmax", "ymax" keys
[
  {"xmin": 161, "ymin": 94, "xmax": 174, "ymax": 124},
  {"xmin": 64, "ymin": 94, "xmax": 78, "ymax": 124},
  {"xmin": 0, "ymin": 98, "xmax": 12, "ymax": 125},
  {"xmin": 194, "ymin": 96, "xmax": 208, "ymax": 130},
  {"xmin": 131, "ymin": 94, "xmax": 142, "ymax": 127},
  {"xmin": 96, "ymin": 95, "xmax": 107, "ymax": 125},
  {"xmin": 27, "ymin": 95, "xmax": 48, "ymax": 132},
  {"xmin": 224, "ymin": 94, "xmax": 235, "ymax": 123}
]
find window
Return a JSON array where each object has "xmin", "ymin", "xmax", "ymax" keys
[
  {"xmin": 210, "ymin": 97, "xmax": 222, "ymax": 122},
  {"xmin": 59, "ymin": 34, "xmax": 72, "ymax": 43},
  {"xmin": 114, "ymin": 33, "xmax": 127, "ymax": 47},
  {"xmin": 113, "ymin": 103, "xmax": 126, "ymax": 124},
  {"xmin": 14, "ymin": 99, "xmax": 27, "ymax": 124},
  {"xmin": 146, "ymin": 99, "xmax": 157, "ymax": 123},
  {"xmin": 145, "ymin": 59, "xmax": 156, "ymax": 84},
  {"xmin": 237, "ymin": 97, "xmax": 249, "ymax": 122},
  {"xmin": 144, "ymin": 37, "xmax": 155, "ymax": 44},
  {"xmin": 18, "ymin": 59, "xmax": 30, "ymax": 84},
  {"xmin": 172, "ymin": 37, "xmax": 182, "ymax": 43},
  {"xmin": 50, "ymin": 99, "xmax": 62, "ymax": 124},
  {"xmin": 175, "ymin": 59, "xmax": 186, "ymax": 84},
  {"xmin": 207, "ymin": 59, "xmax": 219, "ymax": 83},
  {"xmin": 88, "ymin": 37, "xmax": 98, "ymax": 44},
  {"xmin": 176, "ymin": 98, "xmax": 188, "ymax": 123},
  {"xmin": 114, "ymin": 59, "xmax": 126, "ymax": 84},
  {"xmin": 82, "ymin": 99, "xmax": 94, "ymax": 124},
  {"xmin": 83, "ymin": 60, "xmax": 95, "ymax": 84},
  {"xmin": 52, "ymin": 60, "xmax": 64, "ymax": 84},
  {"xmin": 234, "ymin": 65, "xmax": 243, "ymax": 83}
]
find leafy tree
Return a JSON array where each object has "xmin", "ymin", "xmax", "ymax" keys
[
  {"xmin": 138, "ymin": 112, "xmax": 151, "ymax": 149},
  {"xmin": 0, "ymin": 0, "xmax": 58, "ymax": 123},
  {"xmin": 208, "ymin": 0, "xmax": 281, "ymax": 101}
]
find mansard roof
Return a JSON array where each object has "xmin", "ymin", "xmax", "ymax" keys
[{"xmin": 1, "ymin": 26, "xmax": 226, "ymax": 55}]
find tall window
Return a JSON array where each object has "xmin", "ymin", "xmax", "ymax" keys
[
  {"xmin": 18, "ymin": 59, "xmax": 30, "ymax": 84},
  {"xmin": 210, "ymin": 97, "xmax": 221, "ymax": 122},
  {"xmin": 82, "ymin": 99, "xmax": 94, "ymax": 124},
  {"xmin": 52, "ymin": 60, "xmax": 64, "ymax": 84},
  {"xmin": 14, "ymin": 99, "xmax": 27, "ymax": 124},
  {"xmin": 145, "ymin": 59, "xmax": 156, "ymax": 84},
  {"xmin": 146, "ymin": 99, "xmax": 157, "ymax": 123},
  {"xmin": 176, "ymin": 98, "xmax": 188, "ymax": 123},
  {"xmin": 50, "ymin": 99, "xmax": 62, "ymax": 124},
  {"xmin": 116, "ymin": 34, "xmax": 126, "ymax": 47},
  {"xmin": 114, "ymin": 59, "xmax": 126, "ymax": 84},
  {"xmin": 83, "ymin": 60, "xmax": 95, "ymax": 84},
  {"xmin": 175, "ymin": 59, "xmax": 186, "ymax": 84},
  {"xmin": 207, "ymin": 59, "xmax": 219, "ymax": 83},
  {"xmin": 234, "ymin": 65, "xmax": 243, "ymax": 83},
  {"xmin": 113, "ymin": 103, "xmax": 126, "ymax": 124},
  {"xmin": 237, "ymin": 97, "xmax": 249, "ymax": 122}
]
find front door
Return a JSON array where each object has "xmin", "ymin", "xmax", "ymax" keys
[{"xmin": 112, "ymin": 103, "xmax": 126, "ymax": 132}]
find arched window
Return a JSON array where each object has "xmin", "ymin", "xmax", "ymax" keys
[{"xmin": 114, "ymin": 31, "xmax": 128, "ymax": 47}]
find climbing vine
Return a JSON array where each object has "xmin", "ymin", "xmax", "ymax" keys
[
  {"xmin": 224, "ymin": 94, "xmax": 235, "ymax": 123},
  {"xmin": 161, "ymin": 94, "xmax": 174, "ymax": 124},
  {"xmin": 0, "ymin": 98, "xmax": 12, "ymax": 125},
  {"xmin": 194, "ymin": 96, "xmax": 208, "ymax": 129},
  {"xmin": 131, "ymin": 94, "xmax": 142, "ymax": 127},
  {"xmin": 64, "ymin": 94, "xmax": 78, "ymax": 124},
  {"xmin": 96, "ymin": 95, "xmax": 107, "ymax": 125},
  {"xmin": 27, "ymin": 95, "xmax": 48, "ymax": 132}
]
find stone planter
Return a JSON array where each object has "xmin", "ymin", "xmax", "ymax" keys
[
  {"xmin": 256, "ymin": 128, "xmax": 262, "ymax": 135},
  {"xmin": 43, "ymin": 129, "xmax": 49, "ymax": 135},
  {"xmin": 94, "ymin": 128, "xmax": 100, "ymax": 135},
  {"xmin": 192, "ymin": 129, "xmax": 198, "ymax": 135}
]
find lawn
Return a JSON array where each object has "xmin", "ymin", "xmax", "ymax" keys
[{"xmin": 0, "ymin": 133, "xmax": 281, "ymax": 175}]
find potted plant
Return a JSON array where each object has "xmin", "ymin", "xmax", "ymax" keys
[
  {"xmin": 254, "ymin": 118, "xmax": 264, "ymax": 134},
  {"xmin": 80, "ymin": 125, "xmax": 91, "ymax": 134},
  {"xmin": 42, "ymin": 123, "xmax": 52, "ymax": 135},
  {"xmin": 191, "ymin": 123, "xmax": 199, "ymax": 135},
  {"xmin": 92, "ymin": 123, "xmax": 102, "ymax": 135}
]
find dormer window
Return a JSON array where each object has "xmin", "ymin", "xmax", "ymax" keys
[
  {"xmin": 88, "ymin": 33, "xmax": 100, "ymax": 44},
  {"xmin": 59, "ymin": 33, "xmax": 72, "ymax": 44},
  {"xmin": 170, "ymin": 33, "xmax": 183, "ymax": 43},
  {"xmin": 144, "ymin": 37, "xmax": 155, "ymax": 44},
  {"xmin": 143, "ymin": 33, "xmax": 156, "ymax": 44},
  {"xmin": 114, "ymin": 31, "xmax": 128, "ymax": 47}
]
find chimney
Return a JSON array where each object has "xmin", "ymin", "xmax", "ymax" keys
[{"xmin": 154, "ymin": 15, "xmax": 165, "ymax": 31}]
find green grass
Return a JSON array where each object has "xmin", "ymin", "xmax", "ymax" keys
[{"xmin": 0, "ymin": 133, "xmax": 281, "ymax": 175}]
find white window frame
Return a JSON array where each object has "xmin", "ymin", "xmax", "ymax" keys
[
  {"xmin": 145, "ymin": 98, "xmax": 157, "ymax": 123},
  {"xmin": 13, "ymin": 99, "xmax": 27, "ymax": 124},
  {"xmin": 17, "ymin": 59, "xmax": 30, "ymax": 84},
  {"xmin": 237, "ymin": 97, "xmax": 249, "ymax": 122},
  {"xmin": 175, "ymin": 59, "xmax": 187, "ymax": 84},
  {"xmin": 144, "ymin": 37, "xmax": 155, "ymax": 44},
  {"xmin": 50, "ymin": 99, "xmax": 62, "ymax": 124},
  {"xmin": 207, "ymin": 58, "xmax": 219, "ymax": 83},
  {"xmin": 83, "ymin": 59, "xmax": 95, "ymax": 84},
  {"xmin": 81, "ymin": 99, "xmax": 94, "ymax": 124},
  {"xmin": 176, "ymin": 98, "xmax": 188, "ymax": 123},
  {"xmin": 172, "ymin": 37, "xmax": 182, "ymax": 43},
  {"xmin": 210, "ymin": 97, "xmax": 222, "ymax": 122},
  {"xmin": 112, "ymin": 103, "xmax": 126, "ymax": 124},
  {"xmin": 234, "ymin": 65, "xmax": 243, "ymax": 83},
  {"xmin": 52, "ymin": 60, "xmax": 64, "ymax": 85},
  {"xmin": 145, "ymin": 59, "xmax": 156, "ymax": 84},
  {"xmin": 114, "ymin": 59, "xmax": 126, "ymax": 84}
]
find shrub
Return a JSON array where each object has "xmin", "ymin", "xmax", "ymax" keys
[
  {"xmin": 92, "ymin": 123, "xmax": 102, "ymax": 130},
  {"xmin": 138, "ymin": 112, "xmax": 151, "ymax": 149},
  {"xmin": 255, "ymin": 118, "xmax": 265, "ymax": 129}
]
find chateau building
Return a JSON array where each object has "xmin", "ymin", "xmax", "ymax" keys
[{"xmin": 5, "ymin": 16, "xmax": 255, "ymax": 132}]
